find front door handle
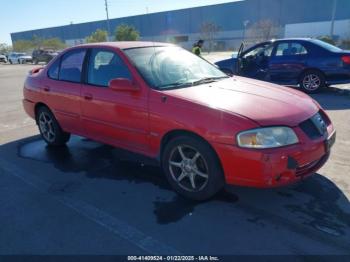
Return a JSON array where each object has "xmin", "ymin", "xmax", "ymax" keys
[
  {"xmin": 84, "ymin": 93, "xmax": 93, "ymax": 101},
  {"xmin": 43, "ymin": 86, "xmax": 50, "ymax": 92}
]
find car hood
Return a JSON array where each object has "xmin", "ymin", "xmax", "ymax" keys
[
  {"xmin": 164, "ymin": 76, "xmax": 319, "ymax": 126},
  {"xmin": 19, "ymin": 55, "xmax": 32, "ymax": 59}
]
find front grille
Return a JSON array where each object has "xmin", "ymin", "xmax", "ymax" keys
[{"xmin": 299, "ymin": 112, "xmax": 328, "ymax": 140}]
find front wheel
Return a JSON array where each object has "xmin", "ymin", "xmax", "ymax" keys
[
  {"xmin": 36, "ymin": 106, "xmax": 71, "ymax": 146},
  {"xmin": 162, "ymin": 136, "xmax": 225, "ymax": 201},
  {"xmin": 299, "ymin": 70, "xmax": 325, "ymax": 94}
]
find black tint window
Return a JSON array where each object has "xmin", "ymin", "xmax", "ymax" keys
[
  {"xmin": 88, "ymin": 49, "xmax": 131, "ymax": 87},
  {"xmin": 48, "ymin": 58, "xmax": 60, "ymax": 80},
  {"xmin": 59, "ymin": 49, "xmax": 86, "ymax": 83}
]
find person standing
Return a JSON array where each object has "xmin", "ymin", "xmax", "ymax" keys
[{"xmin": 192, "ymin": 40, "xmax": 204, "ymax": 56}]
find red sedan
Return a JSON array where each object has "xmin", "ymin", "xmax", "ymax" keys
[{"xmin": 23, "ymin": 42, "xmax": 336, "ymax": 200}]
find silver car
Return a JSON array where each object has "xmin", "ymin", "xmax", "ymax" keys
[
  {"xmin": 8, "ymin": 52, "xmax": 33, "ymax": 64},
  {"xmin": 0, "ymin": 54, "xmax": 7, "ymax": 63}
]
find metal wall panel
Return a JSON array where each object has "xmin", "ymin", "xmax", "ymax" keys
[{"xmin": 10, "ymin": 0, "xmax": 350, "ymax": 44}]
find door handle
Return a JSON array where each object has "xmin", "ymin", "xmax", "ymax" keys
[
  {"xmin": 84, "ymin": 93, "xmax": 93, "ymax": 101},
  {"xmin": 43, "ymin": 86, "xmax": 50, "ymax": 92}
]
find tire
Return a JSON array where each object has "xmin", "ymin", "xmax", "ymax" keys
[
  {"xmin": 299, "ymin": 70, "xmax": 325, "ymax": 94},
  {"xmin": 33, "ymin": 58, "xmax": 38, "ymax": 65},
  {"xmin": 9, "ymin": 59, "xmax": 12, "ymax": 64},
  {"xmin": 18, "ymin": 59, "xmax": 21, "ymax": 64},
  {"xmin": 36, "ymin": 106, "xmax": 71, "ymax": 146},
  {"xmin": 162, "ymin": 135, "xmax": 225, "ymax": 201}
]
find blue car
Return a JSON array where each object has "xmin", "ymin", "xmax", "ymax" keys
[{"xmin": 215, "ymin": 38, "xmax": 350, "ymax": 93}]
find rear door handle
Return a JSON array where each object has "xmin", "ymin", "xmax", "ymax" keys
[{"xmin": 84, "ymin": 93, "xmax": 93, "ymax": 101}]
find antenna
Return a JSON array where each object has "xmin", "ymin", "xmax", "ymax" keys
[
  {"xmin": 105, "ymin": 0, "xmax": 111, "ymax": 40},
  {"xmin": 145, "ymin": 6, "xmax": 154, "ymax": 42}
]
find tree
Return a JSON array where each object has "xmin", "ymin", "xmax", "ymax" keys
[
  {"xmin": 318, "ymin": 35, "xmax": 336, "ymax": 45},
  {"xmin": 246, "ymin": 19, "xmax": 280, "ymax": 43},
  {"xmin": 13, "ymin": 40, "xmax": 34, "ymax": 52},
  {"xmin": 86, "ymin": 29, "xmax": 108, "ymax": 43},
  {"xmin": 0, "ymin": 43, "xmax": 12, "ymax": 54},
  {"xmin": 342, "ymin": 38, "xmax": 350, "ymax": 50},
  {"xmin": 41, "ymin": 38, "xmax": 66, "ymax": 50},
  {"xmin": 13, "ymin": 37, "xmax": 66, "ymax": 52},
  {"xmin": 200, "ymin": 22, "xmax": 220, "ymax": 53},
  {"xmin": 115, "ymin": 24, "xmax": 140, "ymax": 41}
]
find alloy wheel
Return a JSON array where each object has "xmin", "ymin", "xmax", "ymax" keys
[
  {"xmin": 38, "ymin": 112, "xmax": 56, "ymax": 143},
  {"xmin": 168, "ymin": 145, "xmax": 209, "ymax": 192},
  {"xmin": 302, "ymin": 74, "xmax": 321, "ymax": 91}
]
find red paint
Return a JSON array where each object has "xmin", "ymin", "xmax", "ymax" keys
[{"xmin": 23, "ymin": 42, "xmax": 335, "ymax": 188}]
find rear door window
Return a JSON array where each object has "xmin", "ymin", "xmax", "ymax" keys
[
  {"xmin": 59, "ymin": 49, "xmax": 87, "ymax": 83},
  {"xmin": 275, "ymin": 42, "xmax": 308, "ymax": 56},
  {"xmin": 48, "ymin": 59, "xmax": 60, "ymax": 80}
]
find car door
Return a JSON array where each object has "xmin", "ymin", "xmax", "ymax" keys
[
  {"xmin": 44, "ymin": 48, "xmax": 86, "ymax": 134},
  {"xmin": 81, "ymin": 47, "xmax": 149, "ymax": 153},
  {"xmin": 268, "ymin": 41, "xmax": 309, "ymax": 84},
  {"xmin": 239, "ymin": 42, "xmax": 273, "ymax": 80}
]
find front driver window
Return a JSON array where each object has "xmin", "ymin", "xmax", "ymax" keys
[
  {"xmin": 87, "ymin": 49, "xmax": 132, "ymax": 87},
  {"xmin": 243, "ymin": 44, "xmax": 272, "ymax": 59}
]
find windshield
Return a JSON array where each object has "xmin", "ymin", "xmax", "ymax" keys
[
  {"xmin": 311, "ymin": 39, "xmax": 343, "ymax": 52},
  {"xmin": 124, "ymin": 46, "xmax": 228, "ymax": 90}
]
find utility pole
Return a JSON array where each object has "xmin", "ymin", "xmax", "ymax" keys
[
  {"xmin": 330, "ymin": 0, "xmax": 338, "ymax": 39},
  {"xmin": 243, "ymin": 20, "xmax": 250, "ymax": 42},
  {"xmin": 105, "ymin": 0, "xmax": 111, "ymax": 40}
]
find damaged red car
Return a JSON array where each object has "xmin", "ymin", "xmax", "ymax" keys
[{"xmin": 23, "ymin": 42, "xmax": 336, "ymax": 200}]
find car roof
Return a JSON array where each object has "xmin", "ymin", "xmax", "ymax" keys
[
  {"xmin": 76, "ymin": 41, "xmax": 174, "ymax": 50},
  {"xmin": 270, "ymin": 38, "xmax": 315, "ymax": 43}
]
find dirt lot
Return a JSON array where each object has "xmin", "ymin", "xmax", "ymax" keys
[{"xmin": 0, "ymin": 62, "xmax": 350, "ymax": 255}]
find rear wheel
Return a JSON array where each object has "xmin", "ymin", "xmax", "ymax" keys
[
  {"xmin": 36, "ymin": 106, "xmax": 70, "ymax": 146},
  {"xmin": 162, "ymin": 136, "xmax": 224, "ymax": 201},
  {"xmin": 299, "ymin": 70, "xmax": 325, "ymax": 94}
]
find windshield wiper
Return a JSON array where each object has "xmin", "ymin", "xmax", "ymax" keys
[
  {"xmin": 157, "ymin": 81, "xmax": 193, "ymax": 89},
  {"xmin": 158, "ymin": 76, "xmax": 229, "ymax": 89},
  {"xmin": 191, "ymin": 76, "xmax": 229, "ymax": 86}
]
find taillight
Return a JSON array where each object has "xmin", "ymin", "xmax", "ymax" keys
[
  {"xmin": 29, "ymin": 67, "xmax": 43, "ymax": 75},
  {"xmin": 341, "ymin": 55, "xmax": 350, "ymax": 64}
]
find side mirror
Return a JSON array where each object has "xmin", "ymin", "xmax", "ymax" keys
[{"xmin": 109, "ymin": 78, "xmax": 139, "ymax": 92}]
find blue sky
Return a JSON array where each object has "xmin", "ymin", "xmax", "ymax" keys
[{"xmin": 1, "ymin": 0, "xmax": 238, "ymax": 45}]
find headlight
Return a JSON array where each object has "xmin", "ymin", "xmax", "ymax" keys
[{"xmin": 237, "ymin": 127, "xmax": 299, "ymax": 149}]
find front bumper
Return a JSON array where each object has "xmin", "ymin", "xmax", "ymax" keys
[{"xmin": 213, "ymin": 125, "xmax": 335, "ymax": 188}]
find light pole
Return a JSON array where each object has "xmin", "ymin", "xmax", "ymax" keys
[
  {"xmin": 330, "ymin": 0, "xmax": 338, "ymax": 40},
  {"xmin": 105, "ymin": 0, "xmax": 111, "ymax": 40},
  {"xmin": 243, "ymin": 20, "xmax": 250, "ymax": 42}
]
